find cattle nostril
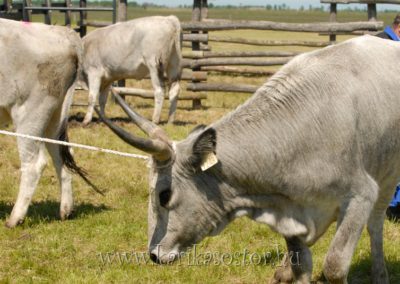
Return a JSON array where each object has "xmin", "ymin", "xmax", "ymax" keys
[{"xmin": 150, "ymin": 252, "xmax": 159, "ymax": 264}]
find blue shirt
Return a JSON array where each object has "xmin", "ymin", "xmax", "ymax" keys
[{"xmin": 384, "ymin": 26, "xmax": 400, "ymax": 41}]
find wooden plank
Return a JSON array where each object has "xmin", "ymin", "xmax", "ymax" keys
[
  {"xmin": 187, "ymin": 83, "xmax": 258, "ymax": 93},
  {"xmin": 181, "ymin": 20, "xmax": 383, "ymax": 32},
  {"xmin": 182, "ymin": 50, "xmax": 300, "ymax": 59},
  {"xmin": 208, "ymin": 35, "xmax": 331, "ymax": 47},
  {"xmin": 201, "ymin": 66, "xmax": 276, "ymax": 76},
  {"xmin": 113, "ymin": 87, "xmax": 207, "ymax": 100},
  {"xmin": 182, "ymin": 42, "xmax": 211, "ymax": 51},
  {"xmin": 182, "ymin": 33, "xmax": 208, "ymax": 42},
  {"xmin": 182, "ymin": 57, "xmax": 292, "ymax": 69}
]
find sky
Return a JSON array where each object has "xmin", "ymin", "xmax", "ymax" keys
[{"xmin": 134, "ymin": 0, "xmax": 400, "ymax": 11}]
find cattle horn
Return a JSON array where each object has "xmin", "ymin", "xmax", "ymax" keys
[{"xmin": 94, "ymin": 95, "xmax": 172, "ymax": 161}]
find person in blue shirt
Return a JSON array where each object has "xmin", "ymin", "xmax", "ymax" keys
[
  {"xmin": 376, "ymin": 14, "xmax": 400, "ymax": 41},
  {"xmin": 376, "ymin": 14, "xmax": 400, "ymax": 221}
]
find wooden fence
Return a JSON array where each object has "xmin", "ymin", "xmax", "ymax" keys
[
  {"xmin": 0, "ymin": 0, "xmax": 393, "ymax": 109},
  {"xmin": 178, "ymin": 0, "xmax": 387, "ymax": 102}
]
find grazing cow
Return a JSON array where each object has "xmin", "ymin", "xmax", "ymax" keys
[
  {"xmin": 97, "ymin": 35, "xmax": 398, "ymax": 284},
  {"xmin": 0, "ymin": 19, "xmax": 83, "ymax": 228},
  {"xmin": 81, "ymin": 16, "xmax": 182, "ymax": 125}
]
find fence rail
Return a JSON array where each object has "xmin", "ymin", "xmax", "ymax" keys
[{"xmin": 181, "ymin": 20, "xmax": 383, "ymax": 32}]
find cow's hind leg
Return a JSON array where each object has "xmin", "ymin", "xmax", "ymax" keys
[
  {"xmin": 45, "ymin": 110, "xmax": 73, "ymax": 221},
  {"xmin": 6, "ymin": 140, "xmax": 47, "ymax": 228},
  {"xmin": 83, "ymin": 73, "xmax": 101, "ymax": 125},
  {"xmin": 167, "ymin": 80, "xmax": 180, "ymax": 124},
  {"xmin": 367, "ymin": 187, "xmax": 392, "ymax": 284},
  {"xmin": 149, "ymin": 65, "xmax": 165, "ymax": 124},
  {"xmin": 270, "ymin": 237, "xmax": 312, "ymax": 284},
  {"xmin": 323, "ymin": 173, "xmax": 378, "ymax": 284},
  {"xmin": 166, "ymin": 53, "xmax": 181, "ymax": 124}
]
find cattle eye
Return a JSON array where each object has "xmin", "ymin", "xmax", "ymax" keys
[{"xmin": 159, "ymin": 189, "xmax": 172, "ymax": 207}]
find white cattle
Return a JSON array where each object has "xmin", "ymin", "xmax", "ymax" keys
[
  {"xmin": 81, "ymin": 16, "xmax": 182, "ymax": 125},
  {"xmin": 0, "ymin": 19, "xmax": 82, "ymax": 227}
]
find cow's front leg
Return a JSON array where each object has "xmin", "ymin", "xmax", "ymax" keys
[
  {"xmin": 270, "ymin": 237, "xmax": 312, "ymax": 284},
  {"xmin": 324, "ymin": 174, "xmax": 378, "ymax": 284}
]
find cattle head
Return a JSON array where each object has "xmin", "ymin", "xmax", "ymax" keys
[{"xmin": 96, "ymin": 93, "xmax": 231, "ymax": 264}]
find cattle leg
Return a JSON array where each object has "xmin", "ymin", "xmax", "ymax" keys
[
  {"xmin": 149, "ymin": 66, "xmax": 165, "ymax": 124},
  {"xmin": 270, "ymin": 237, "xmax": 312, "ymax": 284},
  {"xmin": 323, "ymin": 174, "xmax": 378, "ymax": 284},
  {"xmin": 6, "ymin": 141, "xmax": 47, "ymax": 228},
  {"xmin": 45, "ymin": 139, "xmax": 73, "ymax": 221},
  {"xmin": 98, "ymin": 86, "xmax": 110, "ymax": 114},
  {"xmin": 167, "ymin": 80, "xmax": 180, "ymax": 124},
  {"xmin": 83, "ymin": 74, "xmax": 101, "ymax": 125},
  {"xmin": 367, "ymin": 189, "xmax": 392, "ymax": 284}
]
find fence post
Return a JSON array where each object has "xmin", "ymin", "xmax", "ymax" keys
[
  {"xmin": 116, "ymin": 0, "xmax": 127, "ymax": 99},
  {"xmin": 191, "ymin": 0, "xmax": 203, "ymax": 109},
  {"xmin": 65, "ymin": 0, "xmax": 72, "ymax": 27},
  {"xmin": 44, "ymin": 0, "xmax": 52, "ymax": 24},
  {"xmin": 329, "ymin": 3, "xmax": 337, "ymax": 42},
  {"xmin": 367, "ymin": 4, "xmax": 377, "ymax": 22},
  {"xmin": 23, "ymin": 0, "xmax": 32, "ymax": 21},
  {"xmin": 79, "ymin": 0, "xmax": 87, "ymax": 37},
  {"xmin": 117, "ymin": 0, "xmax": 126, "ymax": 23}
]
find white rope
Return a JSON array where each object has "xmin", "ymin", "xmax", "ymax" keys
[{"xmin": 0, "ymin": 129, "xmax": 149, "ymax": 160}]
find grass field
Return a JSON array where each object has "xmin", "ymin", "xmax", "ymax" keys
[{"xmin": 1, "ymin": 6, "xmax": 400, "ymax": 283}]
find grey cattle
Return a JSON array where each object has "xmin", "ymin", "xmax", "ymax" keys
[
  {"xmin": 81, "ymin": 16, "xmax": 182, "ymax": 125},
  {"xmin": 0, "ymin": 19, "xmax": 83, "ymax": 228},
  {"xmin": 98, "ymin": 35, "xmax": 398, "ymax": 283}
]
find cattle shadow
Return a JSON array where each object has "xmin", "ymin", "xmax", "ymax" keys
[
  {"xmin": 0, "ymin": 201, "xmax": 109, "ymax": 226},
  {"xmin": 254, "ymin": 250, "xmax": 400, "ymax": 283},
  {"xmin": 69, "ymin": 113, "xmax": 196, "ymax": 127}
]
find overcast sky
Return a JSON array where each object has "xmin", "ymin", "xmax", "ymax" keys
[{"xmin": 134, "ymin": 0, "xmax": 400, "ymax": 10}]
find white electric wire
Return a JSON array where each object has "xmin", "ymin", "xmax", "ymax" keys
[{"xmin": 0, "ymin": 129, "xmax": 149, "ymax": 160}]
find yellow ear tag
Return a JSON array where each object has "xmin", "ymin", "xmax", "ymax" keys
[{"xmin": 201, "ymin": 152, "xmax": 218, "ymax": 171}]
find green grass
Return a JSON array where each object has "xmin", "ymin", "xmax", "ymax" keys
[{"xmin": 1, "ymin": 7, "xmax": 400, "ymax": 284}]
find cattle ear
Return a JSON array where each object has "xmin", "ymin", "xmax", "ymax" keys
[{"xmin": 191, "ymin": 128, "xmax": 218, "ymax": 171}]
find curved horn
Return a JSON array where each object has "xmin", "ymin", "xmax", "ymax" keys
[
  {"xmin": 94, "ymin": 106, "xmax": 172, "ymax": 161},
  {"xmin": 112, "ymin": 89, "xmax": 170, "ymax": 143}
]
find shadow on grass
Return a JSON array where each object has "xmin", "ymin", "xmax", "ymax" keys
[
  {"xmin": 0, "ymin": 201, "xmax": 109, "ymax": 225},
  {"xmin": 255, "ymin": 251, "xmax": 400, "ymax": 283},
  {"xmin": 69, "ymin": 112, "xmax": 196, "ymax": 127},
  {"xmin": 348, "ymin": 257, "xmax": 400, "ymax": 283}
]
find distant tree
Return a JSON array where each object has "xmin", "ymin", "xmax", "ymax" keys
[
  {"xmin": 266, "ymin": 4, "xmax": 272, "ymax": 10},
  {"xmin": 300, "ymin": 5, "xmax": 304, "ymax": 11}
]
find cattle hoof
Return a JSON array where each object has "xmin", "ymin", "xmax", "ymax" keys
[
  {"xmin": 82, "ymin": 120, "xmax": 91, "ymax": 127},
  {"xmin": 269, "ymin": 266, "xmax": 293, "ymax": 284},
  {"xmin": 60, "ymin": 209, "xmax": 74, "ymax": 221},
  {"xmin": 5, "ymin": 218, "xmax": 23, "ymax": 228}
]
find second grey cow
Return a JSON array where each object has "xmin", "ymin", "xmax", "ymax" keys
[
  {"xmin": 81, "ymin": 16, "xmax": 182, "ymax": 125},
  {"xmin": 98, "ymin": 35, "xmax": 400, "ymax": 284}
]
